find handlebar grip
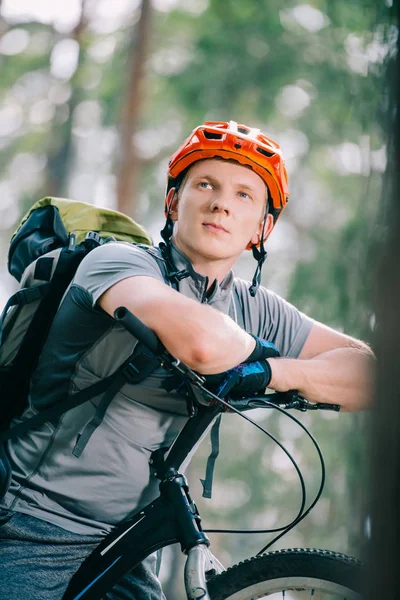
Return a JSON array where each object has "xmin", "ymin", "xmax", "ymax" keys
[{"xmin": 114, "ymin": 307, "xmax": 165, "ymax": 356}]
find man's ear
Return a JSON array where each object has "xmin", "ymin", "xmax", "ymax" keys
[
  {"xmin": 249, "ymin": 213, "xmax": 274, "ymax": 247},
  {"xmin": 166, "ymin": 188, "xmax": 179, "ymax": 222}
]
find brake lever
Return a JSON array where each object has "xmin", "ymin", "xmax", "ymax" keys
[
  {"xmin": 244, "ymin": 392, "xmax": 341, "ymax": 412},
  {"xmin": 306, "ymin": 400, "xmax": 341, "ymax": 412},
  {"xmin": 272, "ymin": 397, "xmax": 341, "ymax": 412},
  {"xmin": 283, "ymin": 392, "xmax": 340, "ymax": 412}
]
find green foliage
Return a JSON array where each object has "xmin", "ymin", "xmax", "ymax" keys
[{"xmin": 0, "ymin": 0, "xmax": 395, "ymax": 585}]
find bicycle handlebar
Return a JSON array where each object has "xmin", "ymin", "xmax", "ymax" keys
[
  {"xmin": 114, "ymin": 306, "xmax": 340, "ymax": 413},
  {"xmin": 114, "ymin": 307, "xmax": 165, "ymax": 356},
  {"xmin": 229, "ymin": 393, "xmax": 340, "ymax": 412}
]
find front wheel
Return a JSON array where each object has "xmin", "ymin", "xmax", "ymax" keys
[{"xmin": 207, "ymin": 548, "xmax": 363, "ymax": 600}]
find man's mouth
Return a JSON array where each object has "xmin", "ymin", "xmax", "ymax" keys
[{"xmin": 203, "ymin": 222, "xmax": 229, "ymax": 234}]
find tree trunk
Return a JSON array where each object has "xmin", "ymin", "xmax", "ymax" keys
[
  {"xmin": 367, "ymin": 0, "xmax": 400, "ymax": 595},
  {"xmin": 45, "ymin": 0, "xmax": 87, "ymax": 197},
  {"xmin": 0, "ymin": 0, "xmax": 9, "ymax": 40},
  {"xmin": 116, "ymin": 0, "xmax": 153, "ymax": 217}
]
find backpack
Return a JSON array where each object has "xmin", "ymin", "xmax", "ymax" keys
[{"xmin": 0, "ymin": 198, "xmax": 159, "ymax": 491}]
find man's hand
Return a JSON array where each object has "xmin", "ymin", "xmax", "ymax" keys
[{"xmin": 265, "ymin": 322, "xmax": 376, "ymax": 411}]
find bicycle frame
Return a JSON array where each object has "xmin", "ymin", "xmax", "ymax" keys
[
  {"xmin": 63, "ymin": 401, "xmax": 225, "ymax": 600},
  {"xmin": 62, "ymin": 307, "xmax": 338, "ymax": 600}
]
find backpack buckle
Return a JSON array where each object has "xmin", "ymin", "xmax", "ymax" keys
[
  {"xmin": 122, "ymin": 362, "xmax": 142, "ymax": 383},
  {"xmin": 67, "ymin": 233, "xmax": 76, "ymax": 253},
  {"xmin": 85, "ymin": 232, "xmax": 103, "ymax": 248},
  {"xmin": 121, "ymin": 348, "xmax": 160, "ymax": 384}
]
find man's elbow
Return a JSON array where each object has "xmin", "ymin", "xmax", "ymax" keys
[
  {"xmin": 346, "ymin": 339, "xmax": 376, "ymax": 360},
  {"xmin": 181, "ymin": 335, "xmax": 218, "ymax": 373}
]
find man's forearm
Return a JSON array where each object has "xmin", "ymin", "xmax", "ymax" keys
[
  {"xmin": 99, "ymin": 275, "xmax": 256, "ymax": 373},
  {"xmin": 182, "ymin": 308, "xmax": 256, "ymax": 373},
  {"xmin": 267, "ymin": 347, "xmax": 375, "ymax": 411}
]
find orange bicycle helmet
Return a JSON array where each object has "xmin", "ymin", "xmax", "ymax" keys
[{"xmin": 165, "ymin": 120, "xmax": 289, "ymax": 225}]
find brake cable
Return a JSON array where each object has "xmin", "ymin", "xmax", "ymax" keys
[
  {"xmin": 199, "ymin": 388, "xmax": 308, "ymax": 535},
  {"xmin": 197, "ymin": 386, "xmax": 327, "ymax": 552},
  {"xmin": 255, "ymin": 400, "xmax": 325, "ymax": 553}
]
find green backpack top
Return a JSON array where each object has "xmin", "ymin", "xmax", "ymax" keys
[
  {"xmin": 15, "ymin": 196, "xmax": 151, "ymax": 244},
  {"xmin": 8, "ymin": 197, "xmax": 151, "ymax": 282}
]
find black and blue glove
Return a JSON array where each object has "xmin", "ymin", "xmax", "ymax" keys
[
  {"xmin": 205, "ymin": 338, "xmax": 280, "ymax": 399},
  {"xmin": 215, "ymin": 360, "xmax": 272, "ymax": 398},
  {"xmin": 245, "ymin": 335, "xmax": 280, "ymax": 363}
]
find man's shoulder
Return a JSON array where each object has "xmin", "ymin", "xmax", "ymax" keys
[
  {"xmin": 233, "ymin": 276, "xmax": 303, "ymax": 310},
  {"xmin": 72, "ymin": 242, "xmax": 166, "ymax": 297},
  {"xmin": 232, "ymin": 276, "xmax": 294, "ymax": 320},
  {"xmin": 90, "ymin": 240, "xmax": 159, "ymax": 257},
  {"xmin": 232, "ymin": 276, "xmax": 313, "ymax": 356},
  {"xmin": 79, "ymin": 241, "xmax": 162, "ymax": 271}
]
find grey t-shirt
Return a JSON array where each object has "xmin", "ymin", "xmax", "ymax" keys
[{"xmin": 2, "ymin": 242, "xmax": 313, "ymax": 535}]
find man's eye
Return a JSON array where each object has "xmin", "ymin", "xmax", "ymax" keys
[
  {"xmin": 199, "ymin": 181, "xmax": 212, "ymax": 189},
  {"xmin": 238, "ymin": 191, "xmax": 250, "ymax": 200}
]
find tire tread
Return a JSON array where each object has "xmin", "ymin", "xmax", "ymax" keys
[{"xmin": 207, "ymin": 548, "xmax": 363, "ymax": 600}]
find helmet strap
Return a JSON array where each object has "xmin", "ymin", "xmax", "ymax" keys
[
  {"xmin": 160, "ymin": 184, "xmax": 190, "ymax": 286},
  {"xmin": 249, "ymin": 211, "xmax": 269, "ymax": 297},
  {"xmin": 160, "ymin": 216, "xmax": 174, "ymax": 245},
  {"xmin": 159, "ymin": 218, "xmax": 191, "ymax": 288}
]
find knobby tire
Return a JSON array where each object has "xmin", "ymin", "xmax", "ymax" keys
[{"xmin": 207, "ymin": 548, "xmax": 363, "ymax": 599}]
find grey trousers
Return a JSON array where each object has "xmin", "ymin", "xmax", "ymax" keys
[{"xmin": 0, "ymin": 508, "xmax": 165, "ymax": 600}]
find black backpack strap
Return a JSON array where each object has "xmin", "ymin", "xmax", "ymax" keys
[
  {"xmin": 138, "ymin": 243, "xmax": 190, "ymax": 292},
  {"xmin": 72, "ymin": 372, "xmax": 128, "ymax": 458},
  {"xmin": 1, "ymin": 243, "xmax": 93, "ymax": 429},
  {"xmin": 72, "ymin": 343, "xmax": 160, "ymax": 457},
  {"xmin": 1, "ymin": 343, "xmax": 161, "ymax": 450},
  {"xmin": 0, "ymin": 374, "xmax": 119, "ymax": 443},
  {"xmin": 16, "ymin": 244, "xmax": 89, "ymax": 363},
  {"xmin": 0, "ymin": 283, "xmax": 51, "ymax": 343},
  {"xmin": 1, "ymin": 283, "xmax": 51, "ymax": 316},
  {"xmin": 200, "ymin": 414, "xmax": 222, "ymax": 499}
]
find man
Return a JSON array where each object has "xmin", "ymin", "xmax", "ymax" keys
[{"xmin": 0, "ymin": 121, "xmax": 374, "ymax": 599}]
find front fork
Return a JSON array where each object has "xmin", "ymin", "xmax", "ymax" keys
[
  {"xmin": 185, "ymin": 545, "xmax": 225, "ymax": 600},
  {"xmin": 158, "ymin": 468, "xmax": 225, "ymax": 600}
]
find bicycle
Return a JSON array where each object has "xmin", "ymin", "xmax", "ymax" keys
[{"xmin": 63, "ymin": 307, "xmax": 364, "ymax": 600}]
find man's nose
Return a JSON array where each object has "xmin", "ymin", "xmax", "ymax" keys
[{"xmin": 210, "ymin": 191, "xmax": 231, "ymax": 214}]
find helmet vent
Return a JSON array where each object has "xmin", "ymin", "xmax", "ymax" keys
[
  {"xmin": 238, "ymin": 126, "xmax": 250, "ymax": 134},
  {"xmin": 257, "ymin": 146, "xmax": 275, "ymax": 158},
  {"xmin": 203, "ymin": 131, "xmax": 223, "ymax": 140}
]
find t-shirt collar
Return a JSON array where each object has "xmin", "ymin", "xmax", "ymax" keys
[{"xmin": 167, "ymin": 241, "xmax": 234, "ymax": 304}]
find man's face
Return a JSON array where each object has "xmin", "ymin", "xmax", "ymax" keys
[{"xmin": 170, "ymin": 159, "xmax": 274, "ymax": 264}]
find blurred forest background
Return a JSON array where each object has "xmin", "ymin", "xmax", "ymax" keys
[{"xmin": 0, "ymin": 0, "xmax": 396, "ymax": 597}]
